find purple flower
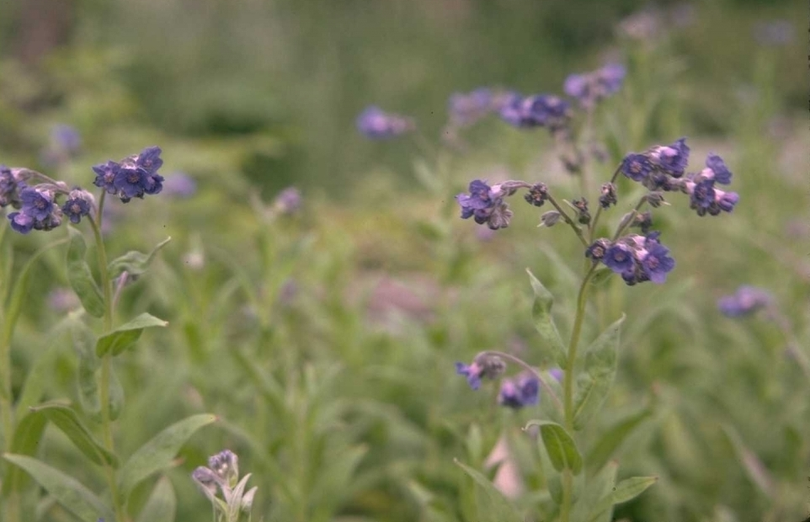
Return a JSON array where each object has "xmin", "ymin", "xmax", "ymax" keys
[
  {"xmin": 356, "ymin": 106, "xmax": 414, "ymax": 140},
  {"xmin": 0, "ymin": 166, "xmax": 23, "ymax": 208},
  {"xmin": 136, "ymin": 146, "xmax": 164, "ymax": 174},
  {"xmin": 114, "ymin": 165, "xmax": 150, "ymax": 201},
  {"xmin": 272, "ymin": 187, "xmax": 302, "ymax": 214},
  {"xmin": 500, "ymin": 94, "xmax": 570, "ymax": 129},
  {"xmin": 704, "ymin": 154, "xmax": 732, "ymax": 184},
  {"xmin": 7, "ymin": 212, "xmax": 34, "ymax": 234},
  {"xmin": 549, "ymin": 368, "xmax": 564, "ymax": 382},
  {"xmin": 20, "ymin": 187, "xmax": 54, "ymax": 221},
  {"xmin": 620, "ymin": 154, "xmax": 654, "ymax": 182},
  {"xmin": 689, "ymin": 179, "xmax": 715, "ymax": 210},
  {"xmin": 92, "ymin": 161, "xmax": 121, "ymax": 194},
  {"xmin": 650, "ymin": 138, "xmax": 690, "ymax": 177},
  {"xmin": 498, "ymin": 374, "xmax": 539, "ymax": 409},
  {"xmin": 456, "ymin": 179, "xmax": 511, "ymax": 229},
  {"xmin": 61, "ymin": 190, "xmax": 92, "ymax": 224},
  {"xmin": 638, "ymin": 241, "xmax": 675, "ymax": 284},
  {"xmin": 448, "ymin": 88, "xmax": 492, "ymax": 127},
  {"xmin": 718, "ymin": 286, "xmax": 773, "ymax": 317},
  {"xmin": 564, "ymin": 63, "xmax": 626, "ymax": 108},
  {"xmin": 714, "ymin": 189, "xmax": 739, "ymax": 213},
  {"xmin": 585, "ymin": 238, "xmax": 611, "ymax": 261},
  {"xmin": 563, "ymin": 74, "xmax": 589, "ymax": 100},
  {"xmin": 51, "ymin": 124, "xmax": 82, "ymax": 154},
  {"xmin": 597, "ymin": 63, "xmax": 626, "ymax": 95},
  {"xmin": 603, "ymin": 243, "xmax": 635, "ymax": 274},
  {"xmin": 456, "ymin": 355, "xmax": 506, "ymax": 390}
]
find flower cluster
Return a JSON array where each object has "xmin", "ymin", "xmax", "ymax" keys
[
  {"xmin": 455, "ymin": 179, "xmax": 516, "ymax": 230},
  {"xmin": 192, "ymin": 449, "xmax": 257, "ymax": 519},
  {"xmin": 717, "ymin": 286, "xmax": 773, "ymax": 317},
  {"xmin": 7, "ymin": 185, "xmax": 94, "ymax": 234},
  {"xmin": 356, "ymin": 106, "xmax": 415, "ymax": 140},
  {"xmin": 499, "ymin": 93, "xmax": 571, "ymax": 131},
  {"xmin": 620, "ymin": 139, "xmax": 739, "ymax": 216},
  {"xmin": 92, "ymin": 146, "xmax": 165, "ymax": 203},
  {"xmin": 587, "ymin": 232, "xmax": 675, "ymax": 285},
  {"xmin": 564, "ymin": 63, "xmax": 626, "ymax": 108},
  {"xmin": 455, "ymin": 354, "xmax": 506, "ymax": 390}
]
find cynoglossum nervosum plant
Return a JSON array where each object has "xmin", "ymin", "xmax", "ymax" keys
[
  {"xmin": 193, "ymin": 449, "xmax": 257, "ymax": 522},
  {"xmin": 453, "ymin": 136, "xmax": 739, "ymax": 522},
  {"xmin": 0, "ymin": 145, "xmax": 215, "ymax": 522}
]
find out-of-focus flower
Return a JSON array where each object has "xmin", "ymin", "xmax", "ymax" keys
[
  {"xmin": 162, "ymin": 172, "xmax": 197, "ymax": 198},
  {"xmin": 718, "ymin": 286, "xmax": 773, "ymax": 317},
  {"xmin": 356, "ymin": 106, "xmax": 415, "ymax": 139},
  {"xmin": 500, "ymin": 94, "xmax": 571, "ymax": 130},
  {"xmin": 564, "ymin": 63, "xmax": 626, "ymax": 108},
  {"xmin": 456, "ymin": 354, "xmax": 506, "ymax": 390},
  {"xmin": 498, "ymin": 373, "xmax": 539, "ymax": 409},
  {"xmin": 272, "ymin": 187, "xmax": 302, "ymax": 215},
  {"xmin": 448, "ymin": 88, "xmax": 493, "ymax": 127}
]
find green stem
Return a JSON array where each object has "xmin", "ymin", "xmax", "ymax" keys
[
  {"xmin": 0, "ymin": 222, "xmax": 20, "ymax": 522},
  {"xmin": 546, "ymin": 194, "xmax": 588, "ymax": 248},
  {"xmin": 88, "ymin": 194, "xmax": 127, "ymax": 522},
  {"xmin": 559, "ymin": 264, "xmax": 597, "ymax": 522}
]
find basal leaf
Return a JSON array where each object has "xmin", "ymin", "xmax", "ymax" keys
[
  {"xmin": 136, "ymin": 476, "xmax": 177, "ymax": 522},
  {"xmin": 526, "ymin": 269, "xmax": 567, "ymax": 368},
  {"xmin": 66, "ymin": 228, "xmax": 105, "ymax": 318},
  {"xmin": 526, "ymin": 420, "xmax": 583, "ymax": 475},
  {"xmin": 573, "ymin": 315, "xmax": 624, "ymax": 431},
  {"xmin": 2, "ymin": 454, "xmax": 114, "ymax": 521},
  {"xmin": 95, "ymin": 313, "xmax": 168, "ymax": 357},
  {"xmin": 108, "ymin": 236, "xmax": 172, "ymax": 280},
  {"xmin": 454, "ymin": 459, "xmax": 523, "ymax": 522},
  {"xmin": 117, "ymin": 413, "xmax": 217, "ymax": 500},
  {"xmin": 29, "ymin": 402, "xmax": 118, "ymax": 467}
]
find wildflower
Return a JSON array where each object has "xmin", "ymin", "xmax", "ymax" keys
[
  {"xmin": 594, "ymin": 233, "xmax": 675, "ymax": 285},
  {"xmin": 20, "ymin": 186, "xmax": 55, "ymax": 221},
  {"xmin": 208, "ymin": 449, "xmax": 239, "ymax": 487},
  {"xmin": 585, "ymin": 238, "xmax": 611, "ymax": 261},
  {"xmin": 718, "ymin": 286, "xmax": 773, "ymax": 317},
  {"xmin": 549, "ymin": 368, "xmax": 564, "ymax": 382},
  {"xmin": 620, "ymin": 154, "xmax": 654, "ymax": 182},
  {"xmin": 61, "ymin": 189, "xmax": 93, "ymax": 224},
  {"xmin": 498, "ymin": 373, "xmax": 539, "ymax": 409},
  {"xmin": 456, "ymin": 179, "xmax": 512, "ymax": 230},
  {"xmin": 649, "ymin": 138, "xmax": 690, "ymax": 177},
  {"xmin": 0, "ymin": 165, "xmax": 22, "ymax": 207},
  {"xmin": 630, "ymin": 211, "xmax": 653, "ymax": 233},
  {"xmin": 92, "ymin": 161, "xmax": 120, "ymax": 195},
  {"xmin": 448, "ymin": 88, "xmax": 493, "ymax": 127},
  {"xmin": 91, "ymin": 147, "xmax": 165, "ymax": 203},
  {"xmin": 603, "ymin": 243, "xmax": 635, "ymax": 274},
  {"xmin": 638, "ymin": 241, "xmax": 675, "ymax": 284},
  {"xmin": 7, "ymin": 212, "xmax": 35, "ymax": 234},
  {"xmin": 571, "ymin": 198, "xmax": 591, "ymax": 224},
  {"xmin": 703, "ymin": 154, "xmax": 732, "ymax": 184},
  {"xmin": 51, "ymin": 124, "xmax": 82, "ymax": 154},
  {"xmin": 500, "ymin": 94, "xmax": 570, "ymax": 130},
  {"xmin": 192, "ymin": 448, "xmax": 257, "ymax": 518},
  {"xmin": 456, "ymin": 354, "xmax": 506, "ymax": 390},
  {"xmin": 356, "ymin": 106, "xmax": 414, "ymax": 139}
]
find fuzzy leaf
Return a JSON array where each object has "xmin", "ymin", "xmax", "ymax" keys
[
  {"xmin": 591, "ymin": 476, "xmax": 658, "ymax": 519},
  {"xmin": 2, "ymin": 454, "xmax": 114, "ymax": 521},
  {"xmin": 71, "ymin": 317, "xmax": 102, "ymax": 419},
  {"xmin": 526, "ymin": 269, "xmax": 567, "ymax": 368},
  {"xmin": 454, "ymin": 459, "xmax": 523, "ymax": 522},
  {"xmin": 586, "ymin": 407, "xmax": 652, "ymax": 475},
  {"xmin": 30, "ymin": 402, "xmax": 118, "ymax": 467},
  {"xmin": 2, "ymin": 413, "xmax": 47, "ymax": 494},
  {"xmin": 66, "ymin": 228, "xmax": 105, "ymax": 318},
  {"xmin": 136, "ymin": 476, "xmax": 177, "ymax": 522},
  {"xmin": 573, "ymin": 315, "xmax": 624, "ymax": 430},
  {"xmin": 117, "ymin": 413, "xmax": 217, "ymax": 500},
  {"xmin": 108, "ymin": 236, "xmax": 172, "ymax": 280},
  {"xmin": 526, "ymin": 420, "xmax": 583, "ymax": 475},
  {"xmin": 95, "ymin": 313, "xmax": 168, "ymax": 357},
  {"xmin": 572, "ymin": 461, "xmax": 618, "ymax": 522}
]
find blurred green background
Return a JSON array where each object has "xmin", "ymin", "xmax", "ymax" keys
[{"xmin": 1, "ymin": 0, "xmax": 808, "ymax": 521}]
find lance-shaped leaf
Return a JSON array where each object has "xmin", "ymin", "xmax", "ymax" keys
[
  {"xmin": 66, "ymin": 228, "xmax": 105, "ymax": 318},
  {"xmin": 571, "ymin": 460, "xmax": 617, "ymax": 522},
  {"xmin": 71, "ymin": 317, "xmax": 102, "ymax": 419},
  {"xmin": 108, "ymin": 236, "xmax": 172, "ymax": 280},
  {"xmin": 117, "ymin": 413, "xmax": 217, "ymax": 500},
  {"xmin": 573, "ymin": 315, "xmax": 624, "ymax": 431},
  {"xmin": 29, "ymin": 402, "xmax": 118, "ymax": 467},
  {"xmin": 589, "ymin": 476, "xmax": 657, "ymax": 521},
  {"xmin": 2, "ymin": 454, "xmax": 114, "ymax": 522},
  {"xmin": 136, "ymin": 476, "xmax": 177, "ymax": 522},
  {"xmin": 2, "ymin": 413, "xmax": 47, "ymax": 494},
  {"xmin": 96, "ymin": 313, "xmax": 169, "ymax": 357},
  {"xmin": 526, "ymin": 269, "xmax": 567, "ymax": 368},
  {"xmin": 454, "ymin": 459, "xmax": 523, "ymax": 522},
  {"xmin": 586, "ymin": 407, "xmax": 652, "ymax": 475},
  {"xmin": 526, "ymin": 420, "xmax": 583, "ymax": 475}
]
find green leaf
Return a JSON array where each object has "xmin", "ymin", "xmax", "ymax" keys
[
  {"xmin": 66, "ymin": 227, "xmax": 105, "ymax": 318},
  {"xmin": 136, "ymin": 476, "xmax": 177, "ymax": 522},
  {"xmin": 526, "ymin": 269, "xmax": 567, "ymax": 368},
  {"xmin": 586, "ymin": 407, "xmax": 652, "ymax": 475},
  {"xmin": 526, "ymin": 420, "xmax": 583, "ymax": 475},
  {"xmin": 95, "ymin": 313, "xmax": 169, "ymax": 357},
  {"xmin": 2, "ymin": 413, "xmax": 47, "ymax": 495},
  {"xmin": 109, "ymin": 365, "xmax": 125, "ymax": 421},
  {"xmin": 2, "ymin": 454, "xmax": 114, "ymax": 521},
  {"xmin": 117, "ymin": 413, "xmax": 217, "ymax": 500},
  {"xmin": 591, "ymin": 476, "xmax": 657, "ymax": 519},
  {"xmin": 573, "ymin": 315, "xmax": 624, "ymax": 430},
  {"xmin": 108, "ymin": 236, "xmax": 172, "ymax": 280},
  {"xmin": 29, "ymin": 402, "xmax": 118, "ymax": 467},
  {"xmin": 70, "ymin": 316, "xmax": 102, "ymax": 419},
  {"xmin": 572, "ymin": 461, "xmax": 617, "ymax": 522},
  {"xmin": 454, "ymin": 459, "xmax": 523, "ymax": 522}
]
